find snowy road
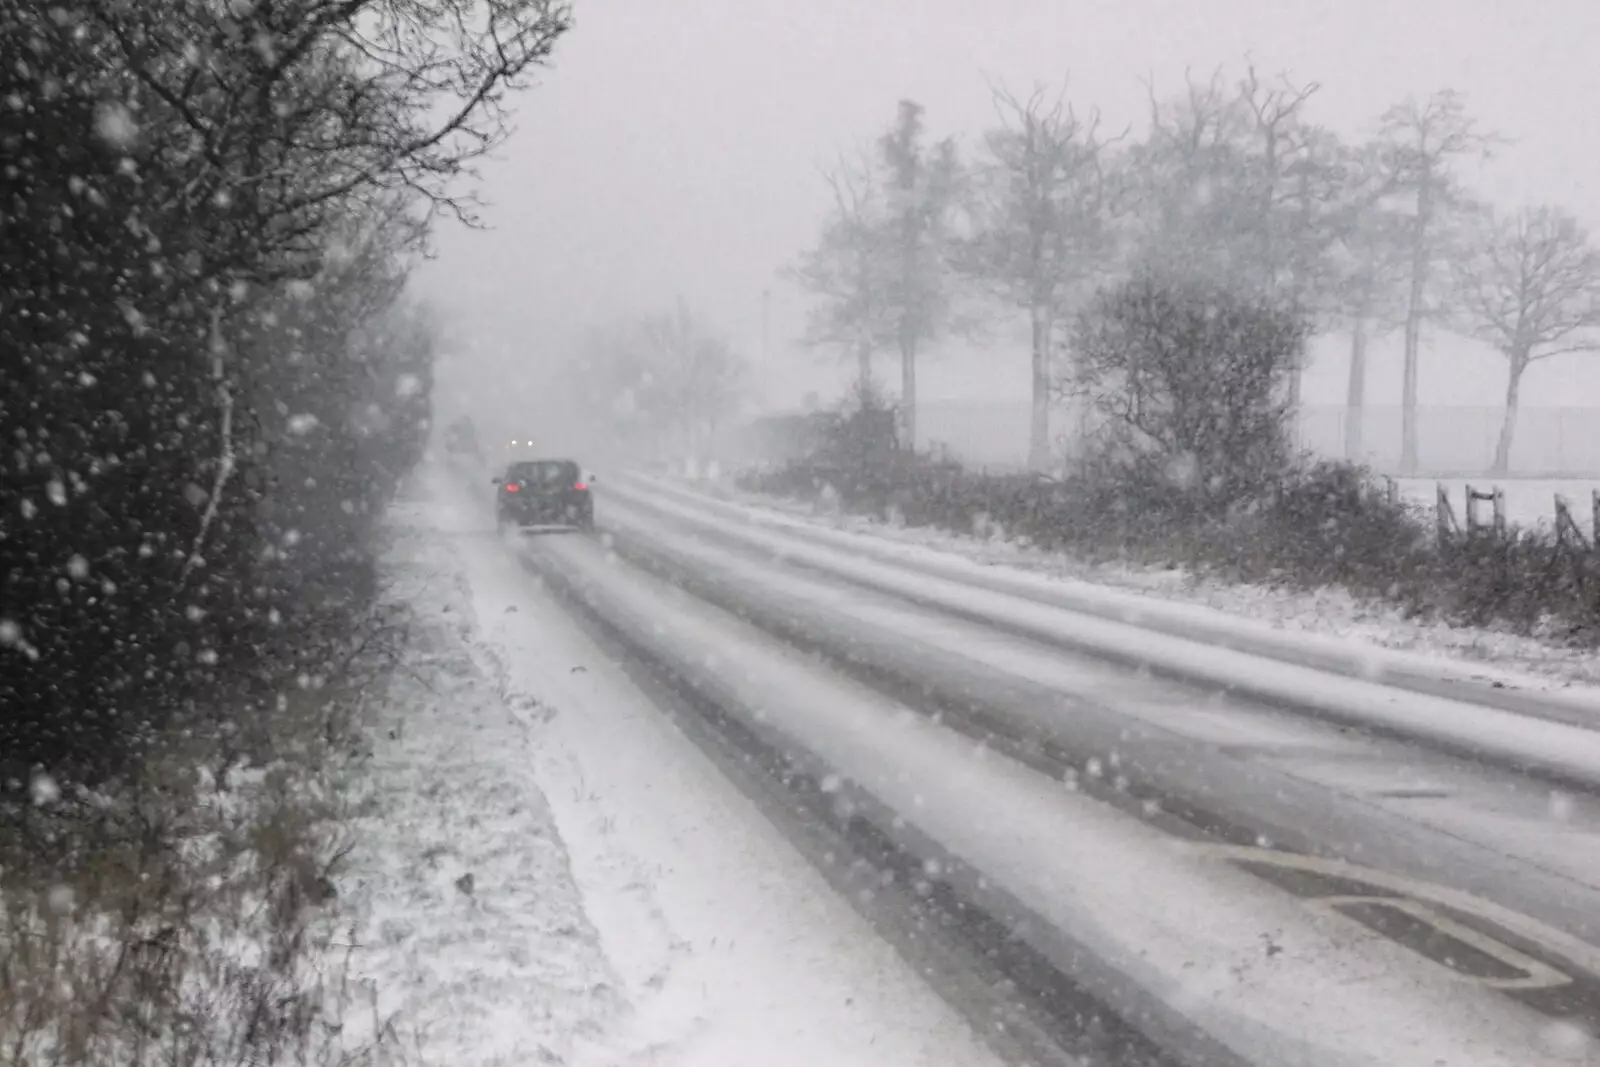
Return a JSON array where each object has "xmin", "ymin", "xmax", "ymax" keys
[
  {"xmin": 374, "ymin": 469, "xmax": 1008, "ymax": 1067},
  {"xmin": 434, "ymin": 465, "xmax": 1600, "ymax": 1065}
]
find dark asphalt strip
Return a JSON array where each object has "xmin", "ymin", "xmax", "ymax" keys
[
  {"xmin": 515, "ymin": 542, "xmax": 1248, "ymax": 1067},
  {"xmin": 580, "ymin": 519, "xmax": 1600, "ymax": 1025}
]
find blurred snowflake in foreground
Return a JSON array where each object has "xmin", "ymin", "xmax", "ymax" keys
[{"xmin": 94, "ymin": 101, "xmax": 138, "ymax": 149}]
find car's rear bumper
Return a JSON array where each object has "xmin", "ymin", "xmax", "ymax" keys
[{"xmin": 498, "ymin": 498, "xmax": 592, "ymax": 526}]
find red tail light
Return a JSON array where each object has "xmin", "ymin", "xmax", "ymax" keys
[
  {"xmin": 504, "ymin": 482, "xmax": 520, "ymax": 492},
  {"xmin": 572, "ymin": 481, "xmax": 588, "ymax": 491}
]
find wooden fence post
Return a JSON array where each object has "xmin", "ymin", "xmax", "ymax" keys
[
  {"xmin": 1555, "ymin": 494, "xmax": 1587, "ymax": 548},
  {"xmin": 1436, "ymin": 483, "xmax": 1458, "ymax": 548}
]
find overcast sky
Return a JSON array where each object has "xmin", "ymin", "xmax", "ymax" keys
[{"xmin": 423, "ymin": 0, "xmax": 1600, "ymax": 422}]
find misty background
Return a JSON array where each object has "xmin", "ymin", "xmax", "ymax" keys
[{"xmin": 421, "ymin": 0, "xmax": 1600, "ymax": 470}]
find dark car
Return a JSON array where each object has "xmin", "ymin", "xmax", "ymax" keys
[{"xmin": 493, "ymin": 459, "xmax": 595, "ymax": 532}]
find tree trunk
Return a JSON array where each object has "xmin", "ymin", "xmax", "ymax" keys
[
  {"xmin": 899, "ymin": 333, "xmax": 917, "ymax": 451},
  {"xmin": 1028, "ymin": 307, "xmax": 1051, "ymax": 470},
  {"xmin": 1400, "ymin": 178, "xmax": 1432, "ymax": 474},
  {"xmin": 1344, "ymin": 320, "xmax": 1368, "ymax": 460},
  {"xmin": 855, "ymin": 337, "xmax": 872, "ymax": 395},
  {"xmin": 1400, "ymin": 302, "xmax": 1422, "ymax": 472},
  {"xmin": 1493, "ymin": 354, "xmax": 1525, "ymax": 475}
]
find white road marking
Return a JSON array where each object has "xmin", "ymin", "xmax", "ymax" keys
[
  {"xmin": 1186, "ymin": 842, "xmax": 1600, "ymax": 984},
  {"xmin": 1305, "ymin": 895, "xmax": 1572, "ymax": 990}
]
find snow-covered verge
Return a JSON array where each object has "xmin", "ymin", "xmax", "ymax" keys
[
  {"xmin": 679, "ymin": 471, "xmax": 1600, "ymax": 688},
  {"xmin": 340, "ymin": 462, "xmax": 1003, "ymax": 1067},
  {"xmin": 340, "ymin": 489, "xmax": 619, "ymax": 1066}
]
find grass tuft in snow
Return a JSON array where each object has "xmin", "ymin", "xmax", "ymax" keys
[{"xmin": 0, "ymin": 651, "xmax": 409, "ymax": 1067}]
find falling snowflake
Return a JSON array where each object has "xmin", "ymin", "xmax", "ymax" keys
[
  {"xmin": 46, "ymin": 478, "xmax": 67, "ymax": 506},
  {"xmin": 66, "ymin": 554, "xmax": 89, "ymax": 579},
  {"xmin": 31, "ymin": 773, "xmax": 61, "ymax": 807},
  {"xmin": 46, "ymin": 884, "xmax": 76, "ymax": 914},
  {"xmin": 287, "ymin": 413, "xmax": 319, "ymax": 435},
  {"xmin": 396, "ymin": 373, "xmax": 423, "ymax": 398},
  {"xmin": 94, "ymin": 101, "xmax": 139, "ymax": 150}
]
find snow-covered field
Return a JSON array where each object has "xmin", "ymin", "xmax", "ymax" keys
[
  {"xmin": 668, "ymin": 473, "xmax": 1600, "ymax": 687},
  {"xmin": 340, "ymin": 463, "xmax": 1002, "ymax": 1067}
]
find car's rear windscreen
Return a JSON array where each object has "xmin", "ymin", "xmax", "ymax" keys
[{"xmin": 506, "ymin": 460, "xmax": 579, "ymax": 486}]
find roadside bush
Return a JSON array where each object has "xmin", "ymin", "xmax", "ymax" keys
[
  {"xmin": 1065, "ymin": 272, "xmax": 1309, "ymax": 512},
  {"xmin": 1441, "ymin": 530, "xmax": 1599, "ymax": 639}
]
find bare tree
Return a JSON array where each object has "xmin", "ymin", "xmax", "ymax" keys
[
  {"xmin": 1377, "ymin": 89, "xmax": 1500, "ymax": 472},
  {"xmin": 1127, "ymin": 68, "xmax": 1337, "ymax": 292},
  {"xmin": 570, "ymin": 305, "xmax": 747, "ymax": 463},
  {"xmin": 1236, "ymin": 63, "xmax": 1322, "ymax": 303},
  {"xmin": 1452, "ymin": 205, "xmax": 1600, "ymax": 473},
  {"xmin": 964, "ymin": 79, "xmax": 1119, "ymax": 469},
  {"xmin": 785, "ymin": 152, "xmax": 894, "ymax": 391},
  {"xmin": 1323, "ymin": 142, "xmax": 1411, "ymax": 460},
  {"xmin": 82, "ymin": 0, "xmax": 573, "ymax": 245},
  {"xmin": 1124, "ymin": 64, "xmax": 1356, "ymax": 425},
  {"xmin": 639, "ymin": 300, "xmax": 748, "ymax": 461},
  {"xmin": 1123, "ymin": 68, "xmax": 1256, "ymax": 288},
  {"xmin": 877, "ymin": 99, "xmax": 963, "ymax": 448}
]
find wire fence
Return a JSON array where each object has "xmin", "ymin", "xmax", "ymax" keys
[{"xmin": 909, "ymin": 401, "xmax": 1600, "ymax": 478}]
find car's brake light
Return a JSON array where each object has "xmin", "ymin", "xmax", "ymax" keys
[
  {"xmin": 504, "ymin": 482, "xmax": 520, "ymax": 492},
  {"xmin": 573, "ymin": 481, "xmax": 588, "ymax": 491}
]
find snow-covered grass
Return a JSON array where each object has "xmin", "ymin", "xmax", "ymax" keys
[
  {"xmin": 0, "ymin": 705, "xmax": 391, "ymax": 1067},
  {"xmin": 341, "ymin": 462, "xmax": 1004, "ymax": 1067},
  {"xmin": 668, "ymin": 471, "xmax": 1600, "ymax": 687}
]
